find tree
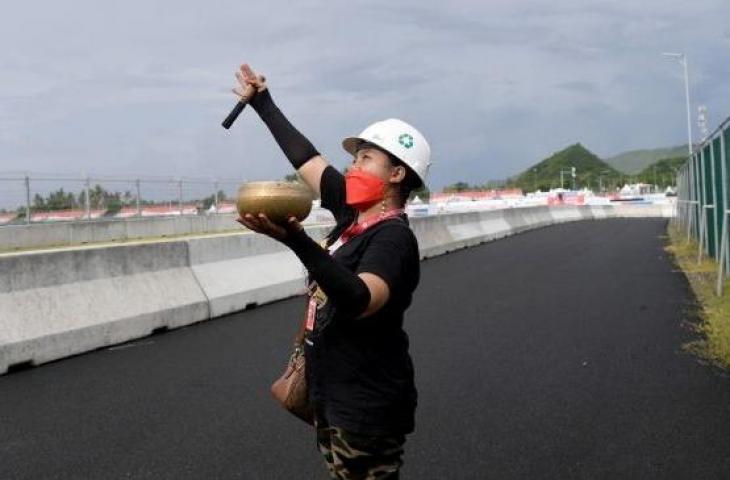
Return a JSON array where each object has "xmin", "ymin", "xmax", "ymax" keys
[
  {"xmin": 24, "ymin": 182, "xmax": 246, "ymax": 216},
  {"xmin": 32, "ymin": 193, "xmax": 46, "ymax": 211},
  {"xmin": 104, "ymin": 198, "xmax": 122, "ymax": 216},
  {"xmin": 201, "ymin": 190, "xmax": 229, "ymax": 210},
  {"xmin": 90, "ymin": 184, "xmax": 105, "ymax": 209},
  {"xmin": 443, "ymin": 181, "xmax": 471, "ymax": 193},
  {"xmin": 78, "ymin": 185, "xmax": 106, "ymax": 209},
  {"xmin": 634, "ymin": 156, "xmax": 684, "ymax": 188},
  {"xmin": 483, "ymin": 179, "xmax": 507, "ymax": 189},
  {"xmin": 409, "ymin": 185, "xmax": 430, "ymax": 202},
  {"xmin": 33, "ymin": 188, "xmax": 77, "ymax": 211}
]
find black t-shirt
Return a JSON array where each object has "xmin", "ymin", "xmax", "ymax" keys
[{"xmin": 304, "ymin": 165, "xmax": 420, "ymax": 436}]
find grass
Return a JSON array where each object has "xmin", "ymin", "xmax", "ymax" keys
[{"xmin": 666, "ymin": 224, "xmax": 730, "ymax": 369}]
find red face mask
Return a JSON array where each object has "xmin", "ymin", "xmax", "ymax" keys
[{"xmin": 345, "ymin": 170, "xmax": 386, "ymax": 211}]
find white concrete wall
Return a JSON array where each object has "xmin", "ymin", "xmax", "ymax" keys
[
  {"xmin": 0, "ymin": 208, "xmax": 338, "ymax": 253},
  {"xmin": 0, "ymin": 214, "xmax": 241, "ymax": 252},
  {"xmin": 186, "ymin": 226, "xmax": 332, "ymax": 318},
  {"xmin": 0, "ymin": 204, "xmax": 669, "ymax": 374},
  {"xmin": 0, "ymin": 242, "xmax": 210, "ymax": 372}
]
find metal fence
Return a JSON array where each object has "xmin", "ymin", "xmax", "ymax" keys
[
  {"xmin": 675, "ymin": 116, "xmax": 730, "ymax": 295},
  {"xmin": 0, "ymin": 174, "xmax": 249, "ymax": 225}
]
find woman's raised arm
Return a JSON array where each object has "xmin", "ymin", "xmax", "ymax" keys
[{"xmin": 233, "ymin": 64, "xmax": 330, "ymax": 197}]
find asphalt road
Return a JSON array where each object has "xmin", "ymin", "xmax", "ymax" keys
[{"xmin": 2, "ymin": 218, "xmax": 730, "ymax": 479}]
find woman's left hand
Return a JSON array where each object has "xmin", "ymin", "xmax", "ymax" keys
[{"xmin": 236, "ymin": 213, "xmax": 303, "ymax": 242}]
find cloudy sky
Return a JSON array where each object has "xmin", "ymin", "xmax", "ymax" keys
[{"xmin": 1, "ymin": 0, "xmax": 729, "ymax": 201}]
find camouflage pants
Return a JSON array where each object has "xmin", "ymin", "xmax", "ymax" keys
[{"xmin": 315, "ymin": 422, "xmax": 405, "ymax": 479}]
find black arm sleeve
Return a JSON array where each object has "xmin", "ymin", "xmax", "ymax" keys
[
  {"xmin": 283, "ymin": 229, "xmax": 371, "ymax": 317},
  {"xmin": 249, "ymin": 89, "xmax": 320, "ymax": 169}
]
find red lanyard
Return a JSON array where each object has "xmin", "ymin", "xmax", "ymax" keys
[
  {"xmin": 307, "ymin": 208, "xmax": 405, "ymax": 330},
  {"xmin": 339, "ymin": 208, "xmax": 405, "ymax": 245}
]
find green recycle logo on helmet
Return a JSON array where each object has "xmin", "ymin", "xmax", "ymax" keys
[{"xmin": 398, "ymin": 133, "xmax": 414, "ymax": 149}]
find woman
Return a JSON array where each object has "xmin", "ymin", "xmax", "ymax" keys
[{"xmin": 234, "ymin": 64, "xmax": 430, "ymax": 479}]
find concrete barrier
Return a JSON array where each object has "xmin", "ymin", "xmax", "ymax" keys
[
  {"xmin": 0, "ymin": 208, "xmax": 337, "ymax": 253},
  {"xmin": 187, "ymin": 226, "xmax": 332, "ymax": 318},
  {"xmin": 0, "ymin": 214, "xmax": 241, "ymax": 252},
  {"xmin": 589, "ymin": 205, "xmax": 612, "ymax": 219},
  {"xmin": 0, "ymin": 204, "xmax": 672, "ymax": 374},
  {"xmin": 414, "ymin": 205, "xmax": 601, "ymax": 259},
  {"xmin": 0, "ymin": 242, "xmax": 209, "ymax": 374},
  {"xmin": 611, "ymin": 203, "xmax": 674, "ymax": 218},
  {"xmin": 549, "ymin": 206, "xmax": 584, "ymax": 223},
  {"xmin": 412, "ymin": 210, "xmax": 515, "ymax": 258},
  {"xmin": 502, "ymin": 206, "xmax": 553, "ymax": 233}
]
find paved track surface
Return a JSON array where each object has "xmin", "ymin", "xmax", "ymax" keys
[{"xmin": 3, "ymin": 218, "xmax": 730, "ymax": 479}]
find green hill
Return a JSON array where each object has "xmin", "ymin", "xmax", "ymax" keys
[
  {"xmin": 604, "ymin": 145, "xmax": 688, "ymax": 175},
  {"xmin": 634, "ymin": 156, "xmax": 686, "ymax": 188},
  {"xmin": 512, "ymin": 143, "xmax": 621, "ymax": 192}
]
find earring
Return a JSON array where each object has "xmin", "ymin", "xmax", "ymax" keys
[{"xmin": 381, "ymin": 198, "xmax": 387, "ymax": 216}]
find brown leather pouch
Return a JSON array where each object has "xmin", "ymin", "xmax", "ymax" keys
[{"xmin": 270, "ymin": 310, "xmax": 314, "ymax": 425}]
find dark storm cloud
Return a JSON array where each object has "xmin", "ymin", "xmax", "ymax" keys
[{"xmin": 0, "ymin": 0, "xmax": 729, "ymax": 207}]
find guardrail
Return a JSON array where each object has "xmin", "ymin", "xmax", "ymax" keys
[{"xmin": 0, "ymin": 204, "xmax": 671, "ymax": 374}]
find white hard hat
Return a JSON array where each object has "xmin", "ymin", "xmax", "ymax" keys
[{"xmin": 342, "ymin": 118, "xmax": 431, "ymax": 187}]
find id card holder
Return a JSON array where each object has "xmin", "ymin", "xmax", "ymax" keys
[
  {"xmin": 328, "ymin": 237, "xmax": 344, "ymax": 254},
  {"xmin": 305, "ymin": 297, "xmax": 317, "ymax": 332}
]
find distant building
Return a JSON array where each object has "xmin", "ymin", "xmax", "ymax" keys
[
  {"xmin": 31, "ymin": 209, "xmax": 105, "ymax": 222},
  {"xmin": 116, "ymin": 205, "xmax": 199, "ymax": 218},
  {"xmin": 206, "ymin": 202, "xmax": 237, "ymax": 214},
  {"xmin": 431, "ymin": 189, "xmax": 524, "ymax": 203},
  {"xmin": 0, "ymin": 213, "xmax": 17, "ymax": 225}
]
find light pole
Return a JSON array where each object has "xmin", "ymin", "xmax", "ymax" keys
[
  {"xmin": 662, "ymin": 52, "xmax": 693, "ymax": 158},
  {"xmin": 598, "ymin": 170, "xmax": 610, "ymax": 193},
  {"xmin": 559, "ymin": 167, "xmax": 576, "ymax": 190}
]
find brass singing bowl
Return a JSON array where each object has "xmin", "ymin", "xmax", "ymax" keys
[{"xmin": 236, "ymin": 181, "xmax": 314, "ymax": 225}]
